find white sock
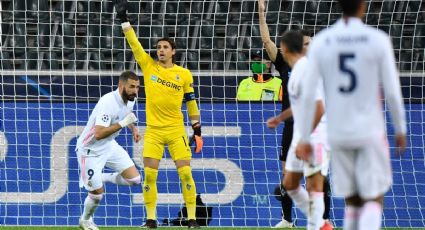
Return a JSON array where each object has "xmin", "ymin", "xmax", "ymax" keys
[
  {"xmin": 102, "ymin": 172, "xmax": 130, "ymax": 185},
  {"xmin": 344, "ymin": 205, "xmax": 359, "ymax": 230},
  {"xmin": 287, "ymin": 186, "xmax": 309, "ymax": 216},
  {"xmin": 358, "ymin": 201, "xmax": 382, "ymax": 230},
  {"xmin": 308, "ymin": 192, "xmax": 325, "ymax": 230},
  {"xmin": 82, "ymin": 193, "xmax": 102, "ymax": 220}
]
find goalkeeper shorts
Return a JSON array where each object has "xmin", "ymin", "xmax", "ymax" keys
[{"xmin": 143, "ymin": 125, "xmax": 192, "ymax": 161}]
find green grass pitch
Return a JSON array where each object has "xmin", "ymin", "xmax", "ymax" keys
[{"xmin": 1, "ymin": 227, "xmax": 425, "ymax": 230}]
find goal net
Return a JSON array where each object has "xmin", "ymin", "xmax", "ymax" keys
[{"xmin": 0, "ymin": 0, "xmax": 424, "ymax": 227}]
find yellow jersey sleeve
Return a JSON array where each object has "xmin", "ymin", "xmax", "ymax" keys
[
  {"xmin": 124, "ymin": 27, "xmax": 155, "ymax": 70},
  {"xmin": 183, "ymin": 70, "xmax": 195, "ymax": 93}
]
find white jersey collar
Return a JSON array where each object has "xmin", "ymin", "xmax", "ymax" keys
[{"xmin": 337, "ymin": 17, "xmax": 364, "ymax": 27}]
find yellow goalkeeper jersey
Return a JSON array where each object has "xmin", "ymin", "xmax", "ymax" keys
[{"xmin": 124, "ymin": 28, "xmax": 195, "ymax": 127}]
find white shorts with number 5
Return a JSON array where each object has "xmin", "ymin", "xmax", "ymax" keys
[{"xmin": 330, "ymin": 136, "xmax": 392, "ymax": 199}]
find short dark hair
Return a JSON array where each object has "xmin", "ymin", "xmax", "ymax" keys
[
  {"xmin": 337, "ymin": 0, "xmax": 363, "ymax": 16},
  {"xmin": 299, "ymin": 29, "xmax": 311, "ymax": 37},
  {"xmin": 280, "ymin": 30, "xmax": 304, "ymax": 54},
  {"xmin": 119, "ymin": 71, "xmax": 139, "ymax": 82},
  {"xmin": 156, "ymin": 37, "xmax": 176, "ymax": 50}
]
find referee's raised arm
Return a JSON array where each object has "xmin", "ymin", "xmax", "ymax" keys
[
  {"xmin": 258, "ymin": 0, "xmax": 278, "ymax": 62},
  {"xmin": 113, "ymin": 0, "xmax": 154, "ymax": 70}
]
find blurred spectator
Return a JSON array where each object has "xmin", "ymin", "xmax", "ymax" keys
[{"xmin": 237, "ymin": 50, "xmax": 282, "ymax": 101}]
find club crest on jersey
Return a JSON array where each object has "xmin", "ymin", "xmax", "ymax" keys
[
  {"xmin": 175, "ymin": 75, "xmax": 180, "ymax": 81},
  {"xmin": 186, "ymin": 184, "xmax": 192, "ymax": 191}
]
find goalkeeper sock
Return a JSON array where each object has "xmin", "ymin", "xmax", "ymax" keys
[
  {"xmin": 307, "ymin": 192, "xmax": 324, "ymax": 230},
  {"xmin": 177, "ymin": 166, "xmax": 197, "ymax": 220},
  {"xmin": 82, "ymin": 193, "xmax": 103, "ymax": 220},
  {"xmin": 358, "ymin": 201, "xmax": 382, "ymax": 230},
  {"xmin": 343, "ymin": 205, "xmax": 359, "ymax": 230},
  {"xmin": 287, "ymin": 186, "xmax": 309, "ymax": 217},
  {"xmin": 323, "ymin": 177, "xmax": 331, "ymax": 220},
  {"xmin": 143, "ymin": 167, "xmax": 158, "ymax": 220}
]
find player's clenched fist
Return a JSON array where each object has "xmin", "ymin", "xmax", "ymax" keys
[
  {"xmin": 113, "ymin": 0, "xmax": 128, "ymax": 22},
  {"xmin": 118, "ymin": 113, "xmax": 138, "ymax": 128},
  {"xmin": 190, "ymin": 122, "xmax": 203, "ymax": 153}
]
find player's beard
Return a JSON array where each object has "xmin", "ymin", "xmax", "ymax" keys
[{"xmin": 122, "ymin": 89, "xmax": 136, "ymax": 102}]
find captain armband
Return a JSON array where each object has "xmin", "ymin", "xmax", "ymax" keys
[{"xmin": 184, "ymin": 92, "xmax": 196, "ymax": 102}]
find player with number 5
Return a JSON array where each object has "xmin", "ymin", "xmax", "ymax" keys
[
  {"xmin": 76, "ymin": 71, "xmax": 142, "ymax": 230},
  {"xmin": 296, "ymin": 0, "xmax": 407, "ymax": 229}
]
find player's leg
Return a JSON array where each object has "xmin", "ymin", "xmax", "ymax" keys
[
  {"xmin": 357, "ymin": 137, "xmax": 392, "ymax": 230},
  {"xmin": 305, "ymin": 172, "xmax": 325, "ymax": 230},
  {"xmin": 274, "ymin": 125, "xmax": 295, "ymax": 228},
  {"xmin": 322, "ymin": 177, "xmax": 331, "ymax": 221},
  {"xmin": 169, "ymin": 129, "xmax": 198, "ymax": 226},
  {"xmin": 284, "ymin": 147, "xmax": 308, "ymax": 216},
  {"xmin": 77, "ymin": 149, "xmax": 106, "ymax": 230},
  {"xmin": 103, "ymin": 141, "xmax": 141, "ymax": 186},
  {"xmin": 273, "ymin": 160, "xmax": 295, "ymax": 228},
  {"xmin": 330, "ymin": 145, "xmax": 358, "ymax": 230},
  {"xmin": 141, "ymin": 127, "xmax": 166, "ymax": 227}
]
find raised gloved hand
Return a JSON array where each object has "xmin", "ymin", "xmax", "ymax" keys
[
  {"xmin": 118, "ymin": 113, "xmax": 138, "ymax": 128},
  {"xmin": 189, "ymin": 122, "xmax": 203, "ymax": 153},
  {"xmin": 113, "ymin": 0, "xmax": 129, "ymax": 22}
]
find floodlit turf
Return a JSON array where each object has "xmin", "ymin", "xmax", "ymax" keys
[{"xmin": 1, "ymin": 227, "xmax": 425, "ymax": 230}]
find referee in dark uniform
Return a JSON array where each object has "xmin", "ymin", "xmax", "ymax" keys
[{"xmin": 258, "ymin": 0, "xmax": 331, "ymax": 227}]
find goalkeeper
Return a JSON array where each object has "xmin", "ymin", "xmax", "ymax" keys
[{"xmin": 114, "ymin": 0, "xmax": 203, "ymax": 228}]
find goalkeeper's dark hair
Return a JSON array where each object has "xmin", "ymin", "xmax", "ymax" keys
[
  {"xmin": 337, "ymin": 0, "xmax": 363, "ymax": 16},
  {"xmin": 119, "ymin": 71, "xmax": 139, "ymax": 82},
  {"xmin": 280, "ymin": 30, "xmax": 304, "ymax": 54},
  {"xmin": 157, "ymin": 37, "xmax": 177, "ymax": 63}
]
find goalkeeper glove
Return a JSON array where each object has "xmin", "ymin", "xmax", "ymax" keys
[
  {"xmin": 113, "ymin": 0, "xmax": 129, "ymax": 22},
  {"xmin": 118, "ymin": 113, "xmax": 138, "ymax": 128},
  {"xmin": 189, "ymin": 122, "xmax": 203, "ymax": 154}
]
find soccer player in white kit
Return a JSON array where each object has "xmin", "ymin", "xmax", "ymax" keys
[
  {"xmin": 269, "ymin": 30, "xmax": 332, "ymax": 230},
  {"xmin": 76, "ymin": 71, "xmax": 142, "ymax": 230},
  {"xmin": 295, "ymin": 1, "xmax": 407, "ymax": 230}
]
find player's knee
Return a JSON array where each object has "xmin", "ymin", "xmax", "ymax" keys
[
  {"xmin": 88, "ymin": 192, "xmax": 103, "ymax": 203},
  {"xmin": 177, "ymin": 166, "xmax": 193, "ymax": 182},
  {"xmin": 125, "ymin": 175, "xmax": 141, "ymax": 185},
  {"xmin": 283, "ymin": 176, "xmax": 298, "ymax": 191},
  {"xmin": 144, "ymin": 167, "xmax": 158, "ymax": 184}
]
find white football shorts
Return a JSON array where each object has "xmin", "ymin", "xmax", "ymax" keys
[
  {"xmin": 77, "ymin": 140, "xmax": 135, "ymax": 191},
  {"xmin": 330, "ymin": 135, "xmax": 392, "ymax": 199},
  {"xmin": 285, "ymin": 132, "xmax": 330, "ymax": 177}
]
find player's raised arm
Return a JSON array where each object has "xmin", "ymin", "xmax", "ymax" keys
[
  {"xmin": 113, "ymin": 0, "xmax": 154, "ymax": 70},
  {"xmin": 379, "ymin": 35, "xmax": 407, "ymax": 152},
  {"xmin": 258, "ymin": 0, "xmax": 278, "ymax": 62}
]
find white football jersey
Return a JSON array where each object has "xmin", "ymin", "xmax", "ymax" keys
[
  {"xmin": 299, "ymin": 18, "xmax": 406, "ymax": 144},
  {"xmin": 288, "ymin": 56, "xmax": 327, "ymax": 144},
  {"xmin": 76, "ymin": 89, "xmax": 135, "ymax": 152}
]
